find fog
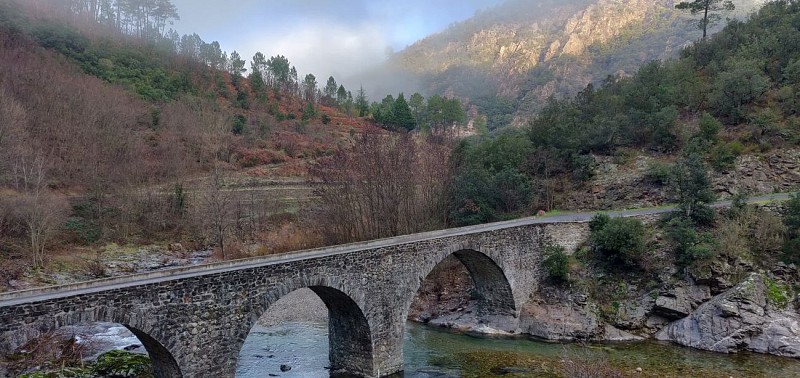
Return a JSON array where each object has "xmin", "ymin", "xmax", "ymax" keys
[{"xmin": 169, "ymin": 0, "xmax": 505, "ymax": 96}]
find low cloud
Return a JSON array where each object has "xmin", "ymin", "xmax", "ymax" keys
[{"xmin": 239, "ymin": 21, "xmax": 390, "ymax": 82}]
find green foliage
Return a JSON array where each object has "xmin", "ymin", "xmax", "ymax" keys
[
  {"xmin": 589, "ymin": 214, "xmax": 646, "ymax": 267},
  {"xmin": 665, "ymin": 216, "xmax": 717, "ymax": 266},
  {"xmin": 670, "ymin": 154, "xmax": 716, "ymax": 225},
  {"xmin": 448, "ymin": 129, "xmax": 537, "ymax": 225},
  {"xmin": 18, "ymin": 350, "xmax": 152, "ymax": 378},
  {"xmin": 391, "ymin": 93, "xmax": 416, "ymax": 131},
  {"xmin": 321, "ymin": 114, "xmax": 331, "ymax": 125},
  {"xmin": 448, "ymin": 167, "xmax": 496, "ymax": 226},
  {"xmin": 698, "ymin": 112, "xmax": 722, "ymax": 145},
  {"xmin": 711, "ymin": 59, "xmax": 770, "ymax": 122},
  {"xmin": 27, "ymin": 21, "xmax": 195, "ymax": 102},
  {"xmin": 785, "ymin": 58, "xmax": 800, "ymax": 85},
  {"xmin": 231, "ymin": 114, "xmax": 246, "ymax": 135},
  {"xmin": 472, "ymin": 96, "xmax": 517, "ymax": 130},
  {"xmin": 493, "ymin": 167, "xmax": 533, "ymax": 214},
  {"xmin": 64, "ymin": 217, "xmax": 101, "ymax": 245},
  {"xmin": 675, "ymin": 0, "xmax": 735, "ymax": 39},
  {"xmin": 709, "ymin": 142, "xmax": 741, "ymax": 171},
  {"xmin": 783, "ymin": 192, "xmax": 800, "ymax": 263},
  {"xmin": 645, "ymin": 161, "xmax": 672, "ymax": 186},
  {"xmin": 519, "ymin": 0, "xmax": 800, "ymax": 182},
  {"xmin": 728, "ymin": 191, "xmax": 749, "ymax": 216},
  {"xmin": 20, "ymin": 367, "xmax": 94, "ymax": 378},
  {"xmin": 301, "ymin": 102, "xmax": 316, "ymax": 122},
  {"xmin": 765, "ymin": 277, "xmax": 789, "ymax": 308},
  {"xmin": 543, "ymin": 245, "xmax": 569, "ymax": 283},
  {"xmin": 92, "ymin": 350, "xmax": 153, "ymax": 378},
  {"xmin": 172, "ymin": 183, "xmax": 186, "ymax": 214}
]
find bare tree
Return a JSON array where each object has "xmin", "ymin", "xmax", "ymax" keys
[
  {"xmin": 312, "ymin": 127, "xmax": 452, "ymax": 244},
  {"xmin": 10, "ymin": 153, "xmax": 68, "ymax": 268},
  {"xmin": 195, "ymin": 166, "xmax": 234, "ymax": 259}
]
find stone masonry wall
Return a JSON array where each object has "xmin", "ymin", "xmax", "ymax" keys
[{"xmin": 0, "ymin": 220, "xmax": 590, "ymax": 378}]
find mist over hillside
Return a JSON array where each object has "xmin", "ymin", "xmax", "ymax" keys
[{"xmin": 352, "ymin": 0, "xmax": 764, "ymax": 125}]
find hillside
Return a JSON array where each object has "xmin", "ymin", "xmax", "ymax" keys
[
  {"xmin": 0, "ymin": 0, "xmax": 378, "ymax": 289},
  {"xmin": 448, "ymin": 0, "xmax": 800, "ymax": 227},
  {"xmin": 386, "ymin": 0, "xmax": 763, "ymax": 125}
]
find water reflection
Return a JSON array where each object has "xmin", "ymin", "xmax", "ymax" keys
[{"xmin": 235, "ymin": 320, "xmax": 800, "ymax": 378}]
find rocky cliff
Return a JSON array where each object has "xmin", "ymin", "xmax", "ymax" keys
[{"xmin": 385, "ymin": 0, "xmax": 763, "ymax": 119}]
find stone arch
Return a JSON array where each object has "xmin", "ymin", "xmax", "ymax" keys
[
  {"xmin": 404, "ymin": 244, "xmax": 519, "ymax": 332},
  {"xmin": 235, "ymin": 277, "xmax": 375, "ymax": 377},
  {"xmin": 1, "ymin": 308, "xmax": 182, "ymax": 378}
]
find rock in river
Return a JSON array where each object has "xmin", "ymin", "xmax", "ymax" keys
[{"xmin": 656, "ymin": 273, "xmax": 800, "ymax": 357}]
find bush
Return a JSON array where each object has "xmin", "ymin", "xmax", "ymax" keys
[
  {"xmin": 92, "ymin": 350, "xmax": 153, "ymax": 377},
  {"xmin": 710, "ymin": 142, "xmax": 740, "ymax": 171},
  {"xmin": 543, "ymin": 245, "xmax": 569, "ymax": 283},
  {"xmin": 783, "ymin": 192, "xmax": 800, "ymax": 263},
  {"xmin": 64, "ymin": 217, "xmax": 101, "ymax": 245},
  {"xmin": 231, "ymin": 114, "xmax": 246, "ymax": 135},
  {"xmin": 645, "ymin": 161, "xmax": 672, "ymax": 186},
  {"xmin": 590, "ymin": 214, "xmax": 645, "ymax": 267},
  {"xmin": 665, "ymin": 217, "xmax": 717, "ymax": 267}
]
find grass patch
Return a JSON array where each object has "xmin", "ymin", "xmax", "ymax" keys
[{"xmin": 766, "ymin": 277, "xmax": 790, "ymax": 308}]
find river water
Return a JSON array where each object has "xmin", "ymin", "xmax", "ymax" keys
[{"xmin": 235, "ymin": 321, "xmax": 800, "ymax": 378}]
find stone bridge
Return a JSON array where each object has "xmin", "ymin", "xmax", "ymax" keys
[{"xmin": 0, "ymin": 216, "xmax": 591, "ymax": 377}]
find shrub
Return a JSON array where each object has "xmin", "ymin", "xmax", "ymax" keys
[
  {"xmin": 92, "ymin": 350, "xmax": 153, "ymax": 377},
  {"xmin": 231, "ymin": 114, "xmax": 246, "ymax": 135},
  {"xmin": 766, "ymin": 278, "xmax": 790, "ymax": 308},
  {"xmin": 783, "ymin": 192, "xmax": 800, "ymax": 263},
  {"xmin": 645, "ymin": 161, "xmax": 672, "ymax": 186},
  {"xmin": 665, "ymin": 217, "xmax": 717, "ymax": 267},
  {"xmin": 64, "ymin": 217, "xmax": 101, "ymax": 245},
  {"xmin": 590, "ymin": 214, "xmax": 645, "ymax": 267},
  {"xmin": 543, "ymin": 245, "xmax": 569, "ymax": 283},
  {"xmin": 710, "ymin": 143, "xmax": 740, "ymax": 171}
]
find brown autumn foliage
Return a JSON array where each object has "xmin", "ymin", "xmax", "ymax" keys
[
  {"xmin": 0, "ymin": 0, "xmax": 434, "ymax": 273},
  {"xmin": 311, "ymin": 126, "xmax": 452, "ymax": 244}
]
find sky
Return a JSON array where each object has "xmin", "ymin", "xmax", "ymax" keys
[{"xmin": 169, "ymin": 0, "xmax": 505, "ymax": 83}]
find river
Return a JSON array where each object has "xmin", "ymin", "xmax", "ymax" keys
[{"xmin": 235, "ymin": 320, "xmax": 800, "ymax": 378}]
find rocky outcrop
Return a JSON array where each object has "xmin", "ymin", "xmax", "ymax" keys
[
  {"xmin": 520, "ymin": 299, "xmax": 602, "ymax": 340},
  {"xmin": 656, "ymin": 273, "xmax": 800, "ymax": 357},
  {"xmin": 652, "ymin": 284, "xmax": 711, "ymax": 320},
  {"xmin": 565, "ymin": 148, "xmax": 800, "ymax": 211},
  {"xmin": 713, "ymin": 149, "xmax": 800, "ymax": 198}
]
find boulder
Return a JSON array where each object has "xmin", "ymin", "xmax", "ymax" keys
[
  {"xmin": 656, "ymin": 273, "xmax": 800, "ymax": 357},
  {"xmin": 520, "ymin": 301, "xmax": 601, "ymax": 340},
  {"xmin": 652, "ymin": 285, "xmax": 711, "ymax": 320},
  {"xmin": 604, "ymin": 324, "xmax": 645, "ymax": 341}
]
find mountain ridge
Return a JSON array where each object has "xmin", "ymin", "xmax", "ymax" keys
[{"xmin": 383, "ymin": 0, "xmax": 763, "ymax": 124}]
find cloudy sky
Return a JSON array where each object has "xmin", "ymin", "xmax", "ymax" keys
[{"xmin": 170, "ymin": 0, "xmax": 504, "ymax": 82}]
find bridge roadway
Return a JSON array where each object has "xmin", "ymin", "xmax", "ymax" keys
[{"xmin": 0, "ymin": 193, "xmax": 791, "ymax": 377}]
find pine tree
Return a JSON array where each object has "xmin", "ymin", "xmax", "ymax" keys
[
  {"xmin": 675, "ymin": 0, "xmax": 735, "ymax": 40},
  {"xmin": 392, "ymin": 93, "xmax": 416, "ymax": 131}
]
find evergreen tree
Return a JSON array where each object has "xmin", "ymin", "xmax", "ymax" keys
[
  {"xmin": 324, "ymin": 76, "xmax": 338, "ymax": 99},
  {"xmin": 392, "ymin": 93, "xmax": 416, "ymax": 131},
  {"xmin": 303, "ymin": 74, "xmax": 318, "ymax": 103},
  {"xmin": 336, "ymin": 85, "xmax": 348, "ymax": 106},
  {"xmin": 356, "ymin": 86, "xmax": 369, "ymax": 117},
  {"xmin": 675, "ymin": 0, "xmax": 735, "ymax": 40},
  {"xmin": 670, "ymin": 154, "xmax": 716, "ymax": 224},
  {"xmin": 409, "ymin": 92, "xmax": 424, "ymax": 126},
  {"xmin": 228, "ymin": 50, "xmax": 246, "ymax": 77}
]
